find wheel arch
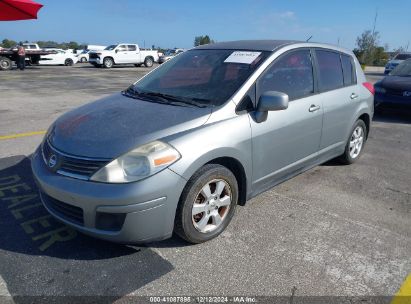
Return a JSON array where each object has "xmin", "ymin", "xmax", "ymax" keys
[
  {"xmin": 103, "ymin": 56, "xmax": 115, "ymax": 64},
  {"xmin": 358, "ymin": 113, "xmax": 370, "ymax": 138},
  {"xmin": 174, "ymin": 153, "xmax": 249, "ymax": 207},
  {"xmin": 205, "ymin": 157, "xmax": 247, "ymax": 206}
]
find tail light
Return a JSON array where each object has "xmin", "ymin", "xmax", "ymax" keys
[{"xmin": 363, "ymin": 82, "xmax": 375, "ymax": 95}]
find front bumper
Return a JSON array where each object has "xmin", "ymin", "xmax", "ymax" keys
[
  {"xmin": 89, "ymin": 57, "xmax": 102, "ymax": 65},
  {"xmin": 31, "ymin": 147, "xmax": 187, "ymax": 243}
]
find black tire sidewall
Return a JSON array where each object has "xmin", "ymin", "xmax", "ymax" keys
[
  {"xmin": 144, "ymin": 57, "xmax": 153, "ymax": 67},
  {"xmin": 65, "ymin": 59, "xmax": 73, "ymax": 66},
  {"xmin": 341, "ymin": 120, "xmax": 367, "ymax": 164},
  {"xmin": 175, "ymin": 164, "xmax": 238, "ymax": 244},
  {"xmin": 103, "ymin": 58, "xmax": 113, "ymax": 68},
  {"xmin": 0, "ymin": 58, "xmax": 12, "ymax": 70}
]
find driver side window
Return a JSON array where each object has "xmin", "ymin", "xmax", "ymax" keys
[
  {"xmin": 257, "ymin": 49, "xmax": 314, "ymax": 101},
  {"xmin": 117, "ymin": 45, "xmax": 127, "ymax": 52}
]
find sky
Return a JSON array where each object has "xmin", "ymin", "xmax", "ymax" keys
[{"xmin": 0, "ymin": 0, "xmax": 410, "ymax": 51}]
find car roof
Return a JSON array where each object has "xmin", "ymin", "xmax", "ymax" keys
[
  {"xmin": 193, "ymin": 40, "xmax": 355, "ymax": 56},
  {"xmin": 194, "ymin": 40, "xmax": 300, "ymax": 51}
]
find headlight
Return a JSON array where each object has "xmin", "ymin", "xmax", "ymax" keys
[
  {"xmin": 90, "ymin": 141, "xmax": 180, "ymax": 183},
  {"xmin": 374, "ymin": 86, "xmax": 386, "ymax": 94}
]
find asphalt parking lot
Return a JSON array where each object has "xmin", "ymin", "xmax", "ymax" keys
[{"xmin": 0, "ymin": 64, "xmax": 410, "ymax": 302}]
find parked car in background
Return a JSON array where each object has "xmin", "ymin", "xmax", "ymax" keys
[
  {"xmin": 88, "ymin": 44, "xmax": 159, "ymax": 68},
  {"xmin": 76, "ymin": 50, "xmax": 91, "ymax": 63},
  {"xmin": 77, "ymin": 45, "xmax": 106, "ymax": 63},
  {"xmin": 32, "ymin": 40, "xmax": 374, "ymax": 245},
  {"xmin": 39, "ymin": 49, "xmax": 78, "ymax": 66},
  {"xmin": 384, "ymin": 52, "xmax": 411, "ymax": 74},
  {"xmin": 158, "ymin": 48, "xmax": 185, "ymax": 64},
  {"xmin": 375, "ymin": 58, "xmax": 411, "ymax": 111}
]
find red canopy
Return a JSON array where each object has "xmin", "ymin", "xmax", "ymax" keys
[{"xmin": 0, "ymin": 0, "xmax": 43, "ymax": 21}]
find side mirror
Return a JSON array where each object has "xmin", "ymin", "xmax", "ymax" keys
[
  {"xmin": 115, "ymin": 49, "xmax": 119, "ymax": 53},
  {"xmin": 254, "ymin": 91, "xmax": 289, "ymax": 123}
]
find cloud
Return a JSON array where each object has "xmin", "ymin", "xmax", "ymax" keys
[{"xmin": 279, "ymin": 11, "xmax": 296, "ymax": 19}]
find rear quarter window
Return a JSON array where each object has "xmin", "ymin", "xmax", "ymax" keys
[
  {"xmin": 341, "ymin": 54, "xmax": 356, "ymax": 86},
  {"xmin": 316, "ymin": 50, "xmax": 344, "ymax": 92}
]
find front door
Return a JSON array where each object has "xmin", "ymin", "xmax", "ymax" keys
[
  {"xmin": 250, "ymin": 49, "xmax": 323, "ymax": 192},
  {"xmin": 115, "ymin": 44, "xmax": 129, "ymax": 63}
]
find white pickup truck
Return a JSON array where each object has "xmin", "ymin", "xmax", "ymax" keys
[{"xmin": 88, "ymin": 44, "xmax": 159, "ymax": 68}]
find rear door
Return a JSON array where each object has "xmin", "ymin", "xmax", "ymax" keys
[
  {"xmin": 127, "ymin": 45, "xmax": 140, "ymax": 63},
  {"xmin": 314, "ymin": 49, "xmax": 359, "ymax": 153},
  {"xmin": 250, "ymin": 48, "xmax": 323, "ymax": 191}
]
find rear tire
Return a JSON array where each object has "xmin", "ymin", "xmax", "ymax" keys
[
  {"xmin": 339, "ymin": 119, "xmax": 367, "ymax": 165},
  {"xmin": 103, "ymin": 57, "xmax": 114, "ymax": 68},
  {"xmin": 144, "ymin": 57, "xmax": 154, "ymax": 67},
  {"xmin": 64, "ymin": 58, "xmax": 74, "ymax": 66},
  {"xmin": 0, "ymin": 57, "xmax": 12, "ymax": 70},
  {"xmin": 174, "ymin": 164, "xmax": 238, "ymax": 244}
]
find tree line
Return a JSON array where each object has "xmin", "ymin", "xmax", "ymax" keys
[{"xmin": 1, "ymin": 38, "xmax": 86, "ymax": 50}]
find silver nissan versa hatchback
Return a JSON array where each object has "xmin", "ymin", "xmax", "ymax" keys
[{"xmin": 32, "ymin": 40, "xmax": 374, "ymax": 244}]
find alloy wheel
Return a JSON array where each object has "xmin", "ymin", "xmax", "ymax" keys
[
  {"xmin": 349, "ymin": 126, "xmax": 364, "ymax": 159},
  {"xmin": 192, "ymin": 179, "xmax": 232, "ymax": 233}
]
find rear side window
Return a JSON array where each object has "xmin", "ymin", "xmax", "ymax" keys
[
  {"xmin": 258, "ymin": 49, "xmax": 314, "ymax": 100},
  {"xmin": 316, "ymin": 50, "xmax": 344, "ymax": 91},
  {"xmin": 341, "ymin": 54, "xmax": 356, "ymax": 86}
]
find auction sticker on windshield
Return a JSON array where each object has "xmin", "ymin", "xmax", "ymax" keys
[{"xmin": 224, "ymin": 51, "xmax": 262, "ymax": 64}]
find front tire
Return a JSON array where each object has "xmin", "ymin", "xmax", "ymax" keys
[
  {"xmin": 174, "ymin": 164, "xmax": 238, "ymax": 244},
  {"xmin": 339, "ymin": 119, "xmax": 367, "ymax": 164},
  {"xmin": 80, "ymin": 57, "xmax": 87, "ymax": 63},
  {"xmin": 103, "ymin": 57, "xmax": 114, "ymax": 68}
]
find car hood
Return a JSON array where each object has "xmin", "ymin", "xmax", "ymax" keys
[
  {"xmin": 48, "ymin": 93, "xmax": 212, "ymax": 159},
  {"xmin": 381, "ymin": 76, "xmax": 411, "ymax": 90}
]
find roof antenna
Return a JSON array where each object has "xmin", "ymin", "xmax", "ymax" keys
[{"xmin": 306, "ymin": 35, "xmax": 313, "ymax": 42}]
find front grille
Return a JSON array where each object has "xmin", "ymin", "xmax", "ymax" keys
[
  {"xmin": 89, "ymin": 53, "xmax": 99, "ymax": 59},
  {"xmin": 42, "ymin": 140, "xmax": 109, "ymax": 180},
  {"xmin": 42, "ymin": 192, "xmax": 84, "ymax": 225}
]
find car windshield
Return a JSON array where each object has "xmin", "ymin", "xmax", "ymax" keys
[
  {"xmin": 394, "ymin": 54, "xmax": 411, "ymax": 60},
  {"xmin": 130, "ymin": 49, "xmax": 270, "ymax": 107},
  {"xmin": 391, "ymin": 59, "xmax": 411, "ymax": 76},
  {"xmin": 105, "ymin": 45, "xmax": 117, "ymax": 51}
]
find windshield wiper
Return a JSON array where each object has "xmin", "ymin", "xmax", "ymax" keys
[
  {"xmin": 142, "ymin": 92, "xmax": 209, "ymax": 108},
  {"xmin": 123, "ymin": 87, "xmax": 209, "ymax": 108}
]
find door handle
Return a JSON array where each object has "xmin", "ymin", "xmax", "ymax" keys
[
  {"xmin": 308, "ymin": 105, "xmax": 321, "ymax": 112},
  {"xmin": 350, "ymin": 93, "xmax": 359, "ymax": 99}
]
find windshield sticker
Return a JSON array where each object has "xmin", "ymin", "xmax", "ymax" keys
[{"xmin": 224, "ymin": 51, "xmax": 262, "ymax": 64}]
